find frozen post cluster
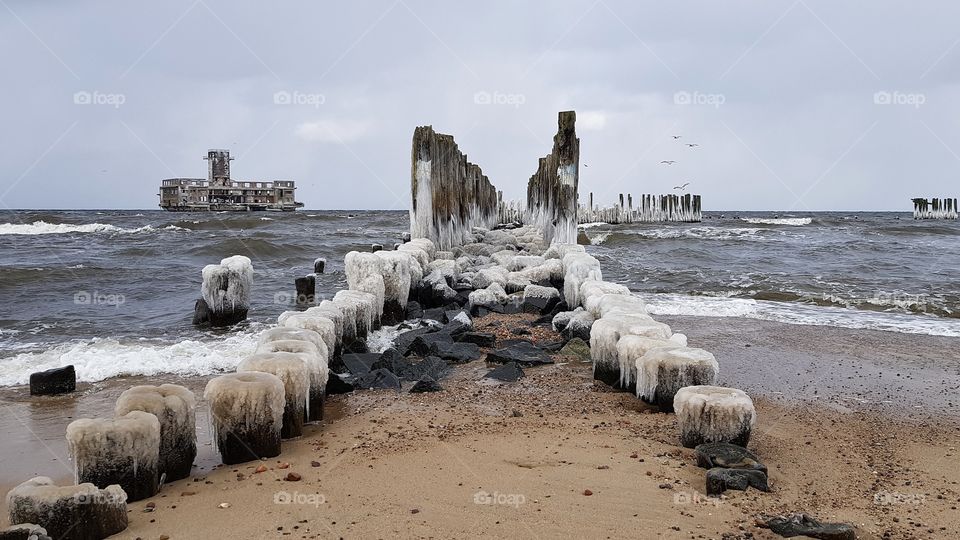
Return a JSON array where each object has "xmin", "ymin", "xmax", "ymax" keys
[
  {"xmin": 114, "ymin": 384, "xmax": 196, "ymax": 482},
  {"xmin": 204, "ymin": 372, "xmax": 285, "ymax": 464},
  {"xmin": 674, "ymin": 385, "xmax": 756, "ymax": 448},
  {"xmin": 526, "ymin": 111, "xmax": 580, "ymax": 245},
  {"xmin": 237, "ymin": 352, "xmax": 311, "ymax": 439},
  {"xmin": 409, "ymin": 125, "xmax": 499, "ymax": 250}
]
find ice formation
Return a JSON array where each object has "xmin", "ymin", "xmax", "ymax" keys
[
  {"xmin": 543, "ymin": 243, "xmax": 584, "ymax": 260},
  {"xmin": 472, "ymin": 266, "xmax": 508, "ymax": 289},
  {"xmin": 409, "ymin": 125, "xmax": 498, "ymax": 250},
  {"xmin": 912, "ymin": 197, "xmax": 958, "ymax": 219},
  {"xmin": 203, "ymin": 372, "xmax": 284, "ymax": 464},
  {"xmin": 114, "ymin": 384, "xmax": 197, "ymax": 482},
  {"xmin": 580, "ymin": 281, "xmax": 631, "ymax": 316},
  {"xmin": 579, "ymin": 193, "xmax": 702, "ymax": 224},
  {"xmin": 551, "ymin": 308, "xmax": 583, "ymax": 332},
  {"xmin": 237, "ymin": 352, "xmax": 311, "ymax": 438},
  {"xmin": 674, "ymin": 385, "xmax": 756, "ymax": 448},
  {"xmin": 561, "ymin": 252, "xmax": 602, "ymax": 307},
  {"xmin": 374, "ymin": 250, "xmax": 413, "ymax": 323},
  {"xmin": 595, "ymin": 294, "xmax": 649, "ymax": 319},
  {"xmin": 468, "ymin": 282, "xmax": 509, "ymax": 309},
  {"xmin": 255, "ymin": 340, "xmax": 329, "ymax": 422},
  {"xmin": 279, "ymin": 312, "xmax": 336, "ymax": 355},
  {"xmin": 6, "ymin": 477, "xmax": 128, "ymax": 539},
  {"xmin": 334, "ymin": 290, "xmax": 378, "ymax": 337},
  {"xmin": 258, "ymin": 326, "xmax": 327, "ymax": 357},
  {"xmin": 635, "ymin": 347, "xmax": 719, "ymax": 411},
  {"xmin": 526, "ymin": 112, "xmax": 579, "ymax": 245},
  {"xmin": 65, "ymin": 411, "xmax": 161, "ymax": 502},
  {"xmin": 614, "ymin": 335, "xmax": 681, "ymax": 390},
  {"xmin": 200, "ymin": 255, "xmax": 254, "ymax": 313}
]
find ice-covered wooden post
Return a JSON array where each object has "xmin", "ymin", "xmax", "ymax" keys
[
  {"xmin": 193, "ymin": 255, "xmax": 253, "ymax": 327},
  {"xmin": 7, "ymin": 477, "xmax": 128, "ymax": 539},
  {"xmin": 65, "ymin": 411, "xmax": 161, "ymax": 502},
  {"xmin": 409, "ymin": 125, "xmax": 499, "ymax": 250},
  {"xmin": 674, "ymin": 385, "xmax": 756, "ymax": 448},
  {"xmin": 204, "ymin": 372, "xmax": 285, "ymax": 464},
  {"xmin": 114, "ymin": 384, "xmax": 197, "ymax": 482},
  {"xmin": 237, "ymin": 353, "xmax": 311, "ymax": 439},
  {"xmin": 526, "ymin": 111, "xmax": 580, "ymax": 245}
]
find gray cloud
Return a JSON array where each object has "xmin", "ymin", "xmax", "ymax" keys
[{"xmin": 2, "ymin": 0, "xmax": 959, "ymax": 211}]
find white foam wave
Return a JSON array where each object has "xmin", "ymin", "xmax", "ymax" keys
[
  {"xmin": 634, "ymin": 227, "xmax": 767, "ymax": 240},
  {"xmin": 740, "ymin": 217, "xmax": 812, "ymax": 226},
  {"xmin": 0, "ymin": 329, "xmax": 260, "ymax": 386},
  {"xmin": 579, "ymin": 222, "xmax": 609, "ymax": 229},
  {"xmin": 643, "ymin": 293, "xmax": 960, "ymax": 337},
  {"xmin": 590, "ymin": 232, "xmax": 612, "ymax": 245},
  {"xmin": 0, "ymin": 221, "xmax": 188, "ymax": 235}
]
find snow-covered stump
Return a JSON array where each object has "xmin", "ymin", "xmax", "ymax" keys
[
  {"xmin": 580, "ymin": 281, "xmax": 631, "ymax": 317},
  {"xmin": 345, "ymin": 251, "xmax": 386, "ymax": 322},
  {"xmin": 237, "ymin": 353, "xmax": 311, "ymax": 439},
  {"xmin": 614, "ymin": 335, "xmax": 683, "ymax": 394},
  {"xmin": 65, "ymin": 411, "xmax": 161, "ymax": 502},
  {"xmin": 374, "ymin": 251, "xmax": 413, "ymax": 325},
  {"xmin": 6, "ymin": 477, "xmax": 127, "ymax": 540},
  {"xmin": 204, "ymin": 372, "xmax": 284, "ymax": 465},
  {"xmin": 279, "ymin": 310, "xmax": 336, "ymax": 360},
  {"xmin": 526, "ymin": 111, "xmax": 580, "ymax": 245},
  {"xmin": 409, "ymin": 126, "xmax": 498, "ymax": 250},
  {"xmin": 195, "ymin": 255, "xmax": 254, "ymax": 327},
  {"xmin": 636, "ymin": 347, "xmax": 719, "ymax": 413},
  {"xmin": 333, "ymin": 290, "xmax": 378, "ymax": 344},
  {"xmin": 562, "ymin": 252, "xmax": 602, "ymax": 308},
  {"xmin": 256, "ymin": 340, "xmax": 329, "ymax": 422},
  {"xmin": 674, "ymin": 386, "xmax": 755, "ymax": 448},
  {"xmin": 114, "ymin": 385, "xmax": 196, "ymax": 483}
]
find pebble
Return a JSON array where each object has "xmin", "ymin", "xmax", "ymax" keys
[
  {"xmin": 583, "ymin": 489, "xmax": 593, "ymax": 496},
  {"xmin": 285, "ymin": 472, "xmax": 302, "ymax": 482}
]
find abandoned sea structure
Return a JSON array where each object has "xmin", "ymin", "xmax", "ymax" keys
[
  {"xmin": 158, "ymin": 149, "xmax": 303, "ymax": 212},
  {"xmin": 8, "ymin": 110, "xmax": 781, "ymax": 538}
]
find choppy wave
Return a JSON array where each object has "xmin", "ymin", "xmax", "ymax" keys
[
  {"xmin": 0, "ymin": 221, "xmax": 187, "ymax": 235},
  {"xmin": 600, "ymin": 227, "xmax": 771, "ymax": 243},
  {"xmin": 740, "ymin": 217, "xmax": 812, "ymax": 226},
  {"xmin": 579, "ymin": 222, "xmax": 609, "ymax": 229},
  {"xmin": 0, "ymin": 329, "xmax": 260, "ymax": 385},
  {"xmin": 644, "ymin": 293, "xmax": 960, "ymax": 337}
]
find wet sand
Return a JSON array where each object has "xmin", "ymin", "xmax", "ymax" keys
[{"xmin": 2, "ymin": 315, "xmax": 959, "ymax": 538}]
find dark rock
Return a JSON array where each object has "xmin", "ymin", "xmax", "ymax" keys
[
  {"xmin": 394, "ymin": 327, "xmax": 437, "ymax": 356},
  {"xmin": 490, "ymin": 300, "xmax": 523, "ymax": 315},
  {"xmin": 487, "ymin": 341, "xmax": 554, "ymax": 366},
  {"xmin": 758, "ymin": 514, "xmax": 856, "ymax": 540},
  {"xmin": 356, "ymin": 369, "xmax": 401, "ymax": 391},
  {"xmin": 539, "ymin": 340, "xmax": 565, "ymax": 352},
  {"xmin": 342, "ymin": 338, "xmax": 369, "ymax": 354},
  {"xmin": 29, "ymin": 365, "xmax": 76, "ymax": 396},
  {"xmin": 443, "ymin": 309, "xmax": 471, "ymax": 326},
  {"xmin": 396, "ymin": 356, "xmax": 449, "ymax": 382},
  {"xmin": 485, "ymin": 362, "xmax": 524, "ymax": 382},
  {"xmin": 341, "ymin": 353, "xmax": 381, "ymax": 377},
  {"xmin": 409, "ymin": 377, "xmax": 443, "ymax": 393},
  {"xmin": 705, "ymin": 467, "xmax": 769, "ymax": 496},
  {"xmin": 695, "ymin": 442, "xmax": 767, "ymax": 473},
  {"xmin": 430, "ymin": 341, "xmax": 481, "ymax": 364},
  {"xmin": 469, "ymin": 305, "xmax": 491, "ymax": 317},
  {"xmin": 457, "ymin": 332, "xmax": 496, "ymax": 347},
  {"xmin": 510, "ymin": 327, "xmax": 531, "ymax": 336},
  {"xmin": 421, "ymin": 308, "xmax": 446, "ymax": 323},
  {"xmin": 442, "ymin": 321, "xmax": 470, "ymax": 340},
  {"xmin": 370, "ymin": 348, "xmax": 405, "ymax": 372},
  {"xmin": 404, "ymin": 301, "xmax": 423, "ymax": 320},
  {"xmin": 325, "ymin": 373, "xmax": 355, "ymax": 395},
  {"xmin": 0, "ymin": 525, "xmax": 53, "ymax": 540},
  {"xmin": 191, "ymin": 298, "xmax": 212, "ymax": 326},
  {"xmin": 521, "ymin": 291, "xmax": 560, "ymax": 314},
  {"xmin": 294, "ymin": 275, "xmax": 315, "ymax": 304},
  {"xmin": 558, "ymin": 338, "xmax": 591, "ymax": 362},
  {"xmin": 407, "ymin": 333, "xmax": 453, "ymax": 356}
]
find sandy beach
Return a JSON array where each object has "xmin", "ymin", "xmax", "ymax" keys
[{"xmin": 3, "ymin": 314, "xmax": 959, "ymax": 539}]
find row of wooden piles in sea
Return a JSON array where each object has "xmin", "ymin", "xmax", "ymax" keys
[
  {"xmin": 497, "ymin": 191, "xmax": 703, "ymax": 225},
  {"xmin": 912, "ymin": 197, "xmax": 958, "ymax": 219}
]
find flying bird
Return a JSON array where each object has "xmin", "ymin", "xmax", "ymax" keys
[
  {"xmin": 686, "ymin": 143, "xmax": 699, "ymax": 148},
  {"xmin": 583, "ymin": 164, "xmax": 589, "ymax": 167},
  {"xmin": 672, "ymin": 135, "xmax": 682, "ymax": 139},
  {"xmin": 673, "ymin": 182, "xmax": 691, "ymax": 190},
  {"xmin": 659, "ymin": 160, "xmax": 676, "ymax": 165}
]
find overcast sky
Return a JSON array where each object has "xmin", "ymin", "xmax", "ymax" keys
[{"xmin": 1, "ymin": 0, "xmax": 958, "ymax": 211}]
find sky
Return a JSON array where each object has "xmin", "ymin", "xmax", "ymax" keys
[{"xmin": 1, "ymin": 0, "xmax": 959, "ymax": 211}]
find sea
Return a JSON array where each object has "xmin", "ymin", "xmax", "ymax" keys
[{"xmin": 1, "ymin": 210, "xmax": 957, "ymax": 386}]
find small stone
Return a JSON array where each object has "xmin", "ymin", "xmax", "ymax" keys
[
  {"xmin": 218, "ymin": 502, "xmax": 231, "ymax": 509},
  {"xmin": 658, "ymin": 483, "xmax": 673, "ymax": 490},
  {"xmin": 583, "ymin": 489, "xmax": 593, "ymax": 496},
  {"xmin": 255, "ymin": 465, "xmax": 268, "ymax": 473},
  {"xmin": 278, "ymin": 462, "xmax": 290, "ymax": 469},
  {"xmin": 181, "ymin": 491, "xmax": 197, "ymax": 496},
  {"xmin": 411, "ymin": 509, "xmax": 420, "ymax": 514},
  {"xmin": 285, "ymin": 473, "xmax": 302, "ymax": 482},
  {"xmin": 311, "ymin": 461, "xmax": 321, "ymax": 467}
]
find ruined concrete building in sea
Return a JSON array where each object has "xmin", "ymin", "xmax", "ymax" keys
[{"xmin": 159, "ymin": 150, "xmax": 303, "ymax": 212}]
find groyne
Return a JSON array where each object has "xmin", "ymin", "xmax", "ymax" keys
[{"xmin": 913, "ymin": 197, "xmax": 958, "ymax": 219}]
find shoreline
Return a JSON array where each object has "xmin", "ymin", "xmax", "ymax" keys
[{"xmin": 3, "ymin": 314, "xmax": 959, "ymax": 538}]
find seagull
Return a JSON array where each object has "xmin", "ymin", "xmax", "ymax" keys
[
  {"xmin": 673, "ymin": 182, "xmax": 690, "ymax": 190},
  {"xmin": 672, "ymin": 135, "xmax": 682, "ymax": 139},
  {"xmin": 583, "ymin": 164, "xmax": 589, "ymax": 167},
  {"xmin": 686, "ymin": 143, "xmax": 699, "ymax": 148},
  {"xmin": 659, "ymin": 160, "xmax": 676, "ymax": 165}
]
